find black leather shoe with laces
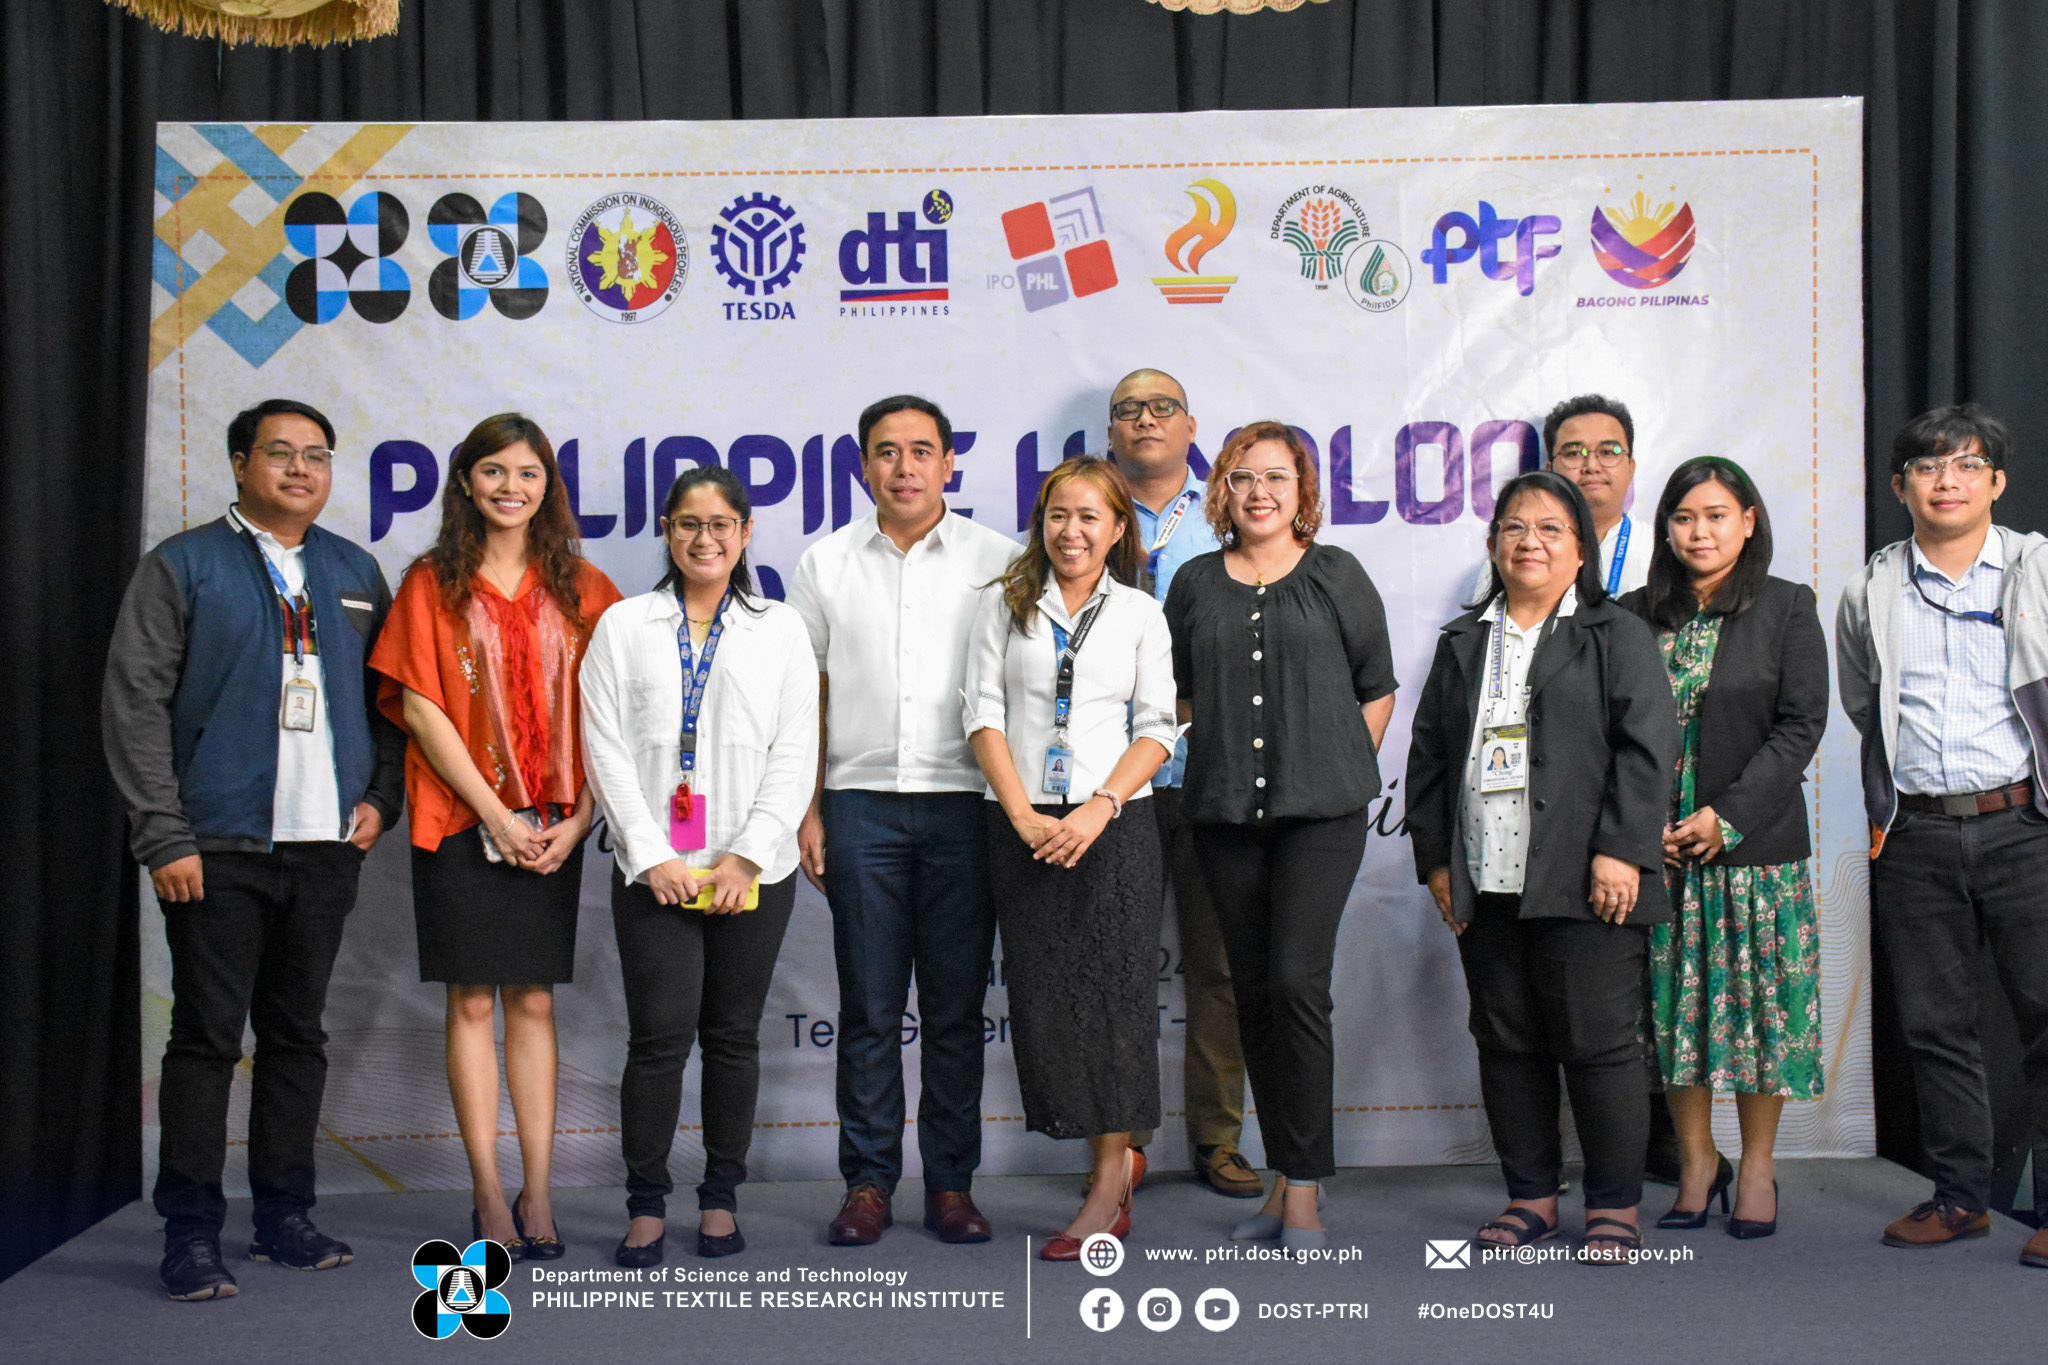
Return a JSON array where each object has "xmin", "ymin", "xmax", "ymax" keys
[
  {"xmin": 248, "ymin": 1212, "xmax": 354, "ymax": 1270},
  {"xmin": 161, "ymin": 1237, "xmax": 239, "ymax": 1301}
]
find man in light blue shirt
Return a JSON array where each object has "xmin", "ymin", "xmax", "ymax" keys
[{"xmin": 1105, "ymin": 368, "xmax": 1260, "ymax": 1200}]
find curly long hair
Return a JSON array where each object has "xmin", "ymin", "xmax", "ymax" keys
[
  {"xmin": 1203, "ymin": 420, "xmax": 1323, "ymax": 549},
  {"xmin": 996, "ymin": 456, "xmax": 1143, "ymax": 633},
  {"xmin": 418, "ymin": 412, "xmax": 587, "ymax": 625}
]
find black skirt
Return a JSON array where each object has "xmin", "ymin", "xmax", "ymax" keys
[
  {"xmin": 411, "ymin": 823, "xmax": 586, "ymax": 985},
  {"xmin": 988, "ymin": 799, "xmax": 1164, "ymax": 1140}
]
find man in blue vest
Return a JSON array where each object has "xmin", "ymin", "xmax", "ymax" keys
[{"xmin": 104, "ymin": 399, "xmax": 404, "ymax": 1301}]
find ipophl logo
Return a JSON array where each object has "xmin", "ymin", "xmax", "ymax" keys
[
  {"xmin": 426, "ymin": 192, "xmax": 548, "ymax": 321},
  {"xmin": 1152, "ymin": 179, "xmax": 1237, "ymax": 304},
  {"xmin": 410, "ymin": 1239, "xmax": 512, "ymax": 1339},
  {"xmin": 838, "ymin": 191, "xmax": 951, "ymax": 303},
  {"xmin": 1342, "ymin": 239, "xmax": 1413, "ymax": 313},
  {"xmin": 283, "ymin": 191, "xmax": 411, "ymax": 324},
  {"xmin": 1000, "ymin": 186, "xmax": 1118, "ymax": 312},
  {"xmin": 1590, "ymin": 190, "xmax": 1696, "ymax": 288},
  {"xmin": 1422, "ymin": 201, "xmax": 1561, "ymax": 296},
  {"xmin": 711, "ymin": 192, "xmax": 807, "ymax": 306},
  {"xmin": 1271, "ymin": 185, "xmax": 1367, "ymax": 288},
  {"xmin": 567, "ymin": 191, "xmax": 687, "ymax": 323}
]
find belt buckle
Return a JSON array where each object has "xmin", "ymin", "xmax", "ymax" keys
[{"xmin": 1939, "ymin": 793, "xmax": 1980, "ymax": 818}]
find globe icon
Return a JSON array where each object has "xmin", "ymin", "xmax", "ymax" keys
[{"xmin": 1086, "ymin": 1239, "xmax": 1119, "ymax": 1271}]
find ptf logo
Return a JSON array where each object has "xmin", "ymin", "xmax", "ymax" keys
[
  {"xmin": 838, "ymin": 190, "xmax": 951, "ymax": 302},
  {"xmin": 1422, "ymin": 202, "xmax": 1560, "ymax": 297}
]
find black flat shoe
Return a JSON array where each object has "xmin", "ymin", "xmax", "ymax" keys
[
  {"xmin": 1656, "ymin": 1154, "xmax": 1734, "ymax": 1230},
  {"xmin": 698, "ymin": 1225, "xmax": 746, "ymax": 1258},
  {"xmin": 473, "ymin": 1208, "xmax": 525, "ymax": 1263},
  {"xmin": 513, "ymin": 1189, "xmax": 567, "ymax": 1260},
  {"xmin": 1728, "ymin": 1179, "xmax": 1778, "ymax": 1240},
  {"xmin": 615, "ymin": 1231, "xmax": 666, "ymax": 1268}
]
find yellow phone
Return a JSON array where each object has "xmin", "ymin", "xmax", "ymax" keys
[{"xmin": 683, "ymin": 872, "xmax": 760, "ymax": 911}]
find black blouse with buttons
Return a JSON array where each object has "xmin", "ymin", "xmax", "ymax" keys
[{"xmin": 1164, "ymin": 542, "xmax": 1398, "ymax": 826}]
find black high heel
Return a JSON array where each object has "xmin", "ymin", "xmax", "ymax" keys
[
  {"xmin": 1655, "ymin": 1154, "xmax": 1733, "ymax": 1229},
  {"xmin": 513, "ymin": 1188, "xmax": 566, "ymax": 1260},
  {"xmin": 1727, "ymin": 1179, "xmax": 1778, "ymax": 1240},
  {"xmin": 473, "ymin": 1206, "xmax": 526, "ymax": 1262}
]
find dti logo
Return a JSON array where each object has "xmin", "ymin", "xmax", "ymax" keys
[
  {"xmin": 1423, "ymin": 202, "xmax": 1560, "ymax": 296},
  {"xmin": 838, "ymin": 191, "xmax": 951, "ymax": 302},
  {"xmin": 1152, "ymin": 179, "xmax": 1237, "ymax": 304},
  {"xmin": 1590, "ymin": 190, "xmax": 1695, "ymax": 289}
]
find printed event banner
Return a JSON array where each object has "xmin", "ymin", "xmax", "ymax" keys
[{"xmin": 142, "ymin": 99, "xmax": 1866, "ymax": 1197}]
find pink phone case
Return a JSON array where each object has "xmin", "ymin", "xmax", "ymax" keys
[{"xmin": 670, "ymin": 795, "xmax": 707, "ymax": 852}]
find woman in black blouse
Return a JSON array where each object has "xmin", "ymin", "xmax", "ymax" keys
[{"xmin": 1163, "ymin": 421, "xmax": 1398, "ymax": 1249}]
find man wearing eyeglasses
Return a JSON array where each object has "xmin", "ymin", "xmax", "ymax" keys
[
  {"xmin": 1838, "ymin": 403, "xmax": 2048, "ymax": 1267},
  {"xmin": 103, "ymin": 399, "xmax": 405, "ymax": 1300},
  {"xmin": 1102, "ymin": 369, "xmax": 1261, "ymax": 1202}
]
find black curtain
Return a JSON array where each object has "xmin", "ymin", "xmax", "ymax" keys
[{"xmin": 6, "ymin": 0, "xmax": 2042, "ymax": 1279}]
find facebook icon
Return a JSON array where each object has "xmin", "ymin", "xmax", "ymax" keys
[{"xmin": 1078, "ymin": 1288, "xmax": 1125, "ymax": 1332}]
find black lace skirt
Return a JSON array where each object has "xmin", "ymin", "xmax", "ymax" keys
[{"xmin": 988, "ymin": 799, "xmax": 1164, "ymax": 1140}]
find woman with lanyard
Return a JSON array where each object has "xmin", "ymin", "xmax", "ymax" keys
[
  {"xmin": 370, "ymin": 413, "xmax": 623, "ymax": 1261},
  {"xmin": 1163, "ymin": 422, "xmax": 1398, "ymax": 1250},
  {"xmin": 963, "ymin": 456, "xmax": 1178, "ymax": 1259},
  {"xmin": 581, "ymin": 466, "xmax": 818, "ymax": 1266},
  {"xmin": 1406, "ymin": 469, "xmax": 1678, "ymax": 1265}
]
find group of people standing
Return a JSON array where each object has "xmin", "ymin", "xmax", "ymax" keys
[{"xmin": 104, "ymin": 377, "xmax": 2047, "ymax": 1301}]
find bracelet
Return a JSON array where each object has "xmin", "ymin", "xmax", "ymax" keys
[
  {"xmin": 495, "ymin": 813, "xmax": 520, "ymax": 838},
  {"xmin": 1091, "ymin": 787, "xmax": 1125, "ymax": 818}
]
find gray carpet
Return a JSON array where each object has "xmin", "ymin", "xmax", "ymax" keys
[{"xmin": 4, "ymin": 1160, "xmax": 2042, "ymax": 1364}]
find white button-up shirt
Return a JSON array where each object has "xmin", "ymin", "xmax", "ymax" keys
[
  {"xmin": 579, "ymin": 589, "xmax": 820, "ymax": 884},
  {"xmin": 1895, "ymin": 532, "xmax": 2031, "ymax": 796},
  {"xmin": 962, "ymin": 571, "xmax": 1179, "ymax": 806},
  {"xmin": 788, "ymin": 509, "xmax": 1020, "ymax": 792},
  {"xmin": 1463, "ymin": 587, "xmax": 1579, "ymax": 893}
]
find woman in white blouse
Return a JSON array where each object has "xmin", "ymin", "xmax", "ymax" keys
[
  {"xmin": 963, "ymin": 456, "xmax": 1177, "ymax": 1260},
  {"xmin": 581, "ymin": 466, "xmax": 819, "ymax": 1267}
]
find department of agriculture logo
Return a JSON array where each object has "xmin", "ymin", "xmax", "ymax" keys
[
  {"xmin": 567, "ymin": 191, "xmax": 688, "ymax": 322},
  {"xmin": 411, "ymin": 1239, "xmax": 512, "ymax": 1339},
  {"xmin": 1342, "ymin": 239, "xmax": 1412, "ymax": 312},
  {"xmin": 1271, "ymin": 185, "xmax": 1367, "ymax": 288},
  {"xmin": 710, "ymin": 192, "xmax": 807, "ymax": 296},
  {"xmin": 1590, "ymin": 190, "xmax": 1695, "ymax": 289}
]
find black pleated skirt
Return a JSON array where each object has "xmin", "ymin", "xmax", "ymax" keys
[{"xmin": 411, "ymin": 824, "xmax": 585, "ymax": 985}]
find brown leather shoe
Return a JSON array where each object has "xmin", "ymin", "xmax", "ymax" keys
[
  {"xmin": 1197, "ymin": 1144, "xmax": 1266, "ymax": 1199},
  {"xmin": 827, "ymin": 1185, "xmax": 892, "ymax": 1246},
  {"xmin": 924, "ymin": 1190, "xmax": 993, "ymax": 1243},
  {"xmin": 1882, "ymin": 1200, "xmax": 1991, "ymax": 1247},
  {"xmin": 2021, "ymin": 1225, "xmax": 2048, "ymax": 1269}
]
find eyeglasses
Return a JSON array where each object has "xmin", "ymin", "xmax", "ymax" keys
[
  {"xmin": 668, "ymin": 516, "xmax": 742, "ymax": 542},
  {"xmin": 1497, "ymin": 518, "xmax": 1576, "ymax": 545},
  {"xmin": 1223, "ymin": 468, "xmax": 1298, "ymax": 494},
  {"xmin": 1111, "ymin": 396, "xmax": 1188, "ymax": 423},
  {"xmin": 251, "ymin": 443, "xmax": 334, "ymax": 470},
  {"xmin": 1551, "ymin": 441, "xmax": 1629, "ymax": 470},
  {"xmin": 1903, "ymin": 454, "xmax": 1995, "ymax": 481}
]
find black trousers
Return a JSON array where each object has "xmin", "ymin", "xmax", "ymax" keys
[
  {"xmin": 154, "ymin": 843, "xmax": 363, "ymax": 1246},
  {"xmin": 1871, "ymin": 806, "xmax": 2048, "ymax": 1211},
  {"xmin": 613, "ymin": 870, "xmax": 797, "ymax": 1217},
  {"xmin": 1194, "ymin": 811, "xmax": 1368, "ymax": 1182},
  {"xmin": 1459, "ymin": 892, "xmax": 1650, "ymax": 1210}
]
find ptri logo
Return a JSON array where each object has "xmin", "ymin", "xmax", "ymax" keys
[
  {"xmin": 999, "ymin": 186, "xmax": 1118, "ymax": 312},
  {"xmin": 839, "ymin": 190, "xmax": 951, "ymax": 305},
  {"xmin": 411, "ymin": 1239, "xmax": 512, "ymax": 1339},
  {"xmin": 1422, "ymin": 202, "xmax": 1561, "ymax": 296}
]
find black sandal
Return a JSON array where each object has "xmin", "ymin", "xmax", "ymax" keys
[
  {"xmin": 1477, "ymin": 1206, "xmax": 1559, "ymax": 1247},
  {"xmin": 1579, "ymin": 1215, "xmax": 1643, "ymax": 1265}
]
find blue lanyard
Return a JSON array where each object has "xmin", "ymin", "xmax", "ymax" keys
[
  {"xmin": 249, "ymin": 535, "xmax": 311, "ymax": 667},
  {"xmin": 1049, "ymin": 597, "xmax": 1106, "ymax": 732},
  {"xmin": 1605, "ymin": 518, "xmax": 1631, "ymax": 597},
  {"xmin": 675, "ymin": 590, "xmax": 732, "ymax": 781},
  {"xmin": 1143, "ymin": 489, "xmax": 1201, "ymax": 591}
]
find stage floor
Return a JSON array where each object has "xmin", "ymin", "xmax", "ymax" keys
[{"xmin": 5, "ymin": 1159, "xmax": 2042, "ymax": 1363}]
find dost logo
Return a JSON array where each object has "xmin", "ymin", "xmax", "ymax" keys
[
  {"xmin": 1152, "ymin": 179, "xmax": 1238, "ymax": 304},
  {"xmin": 838, "ymin": 190, "xmax": 952, "ymax": 310},
  {"xmin": 426, "ymin": 192, "xmax": 548, "ymax": 321},
  {"xmin": 567, "ymin": 191, "xmax": 687, "ymax": 324},
  {"xmin": 410, "ymin": 1239, "xmax": 512, "ymax": 1339},
  {"xmin": 999, "ymin": 186, "xmax": 1118, "ymax": 312},
  {"xmin": 1591, "ymin": 189, "xmax": 1696, "ymax": 289},
  {"xmin": 1422, "ymin": 201, "xmax": 1561, "ymax": 296},
  {"xmin": 711, "ymin": 192, "xmax": 806, "ymax": 320}
]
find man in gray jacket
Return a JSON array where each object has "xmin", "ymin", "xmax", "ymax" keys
[{"xmin": 1836, "ymin": 402, "xmax": 2048, "ymax": 1268}]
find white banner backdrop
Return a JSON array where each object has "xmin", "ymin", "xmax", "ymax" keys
[{"xmin": 141, "ymin": 99, "xmax": 1867, "ymax": 1197}]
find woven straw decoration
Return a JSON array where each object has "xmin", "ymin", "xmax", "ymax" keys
[
  {"xmin": 1148, "ymin": 0, "xmax": 1332, "ymax": 13},
  {"xmin": 106, "ymin": 0, "xmax": 398, "ymax": 48}
]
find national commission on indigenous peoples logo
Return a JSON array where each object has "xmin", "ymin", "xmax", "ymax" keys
[
  {"xmin": 1590, "ymin": 189, "xmax": 1696, "ymax": 289},
  {"xmin": 410, "ymin": 1239, "xmax": 512, "ymax": 1339},
  {"xmin": 567, "ymin": 191, "xmax": 688, "ymax": 323}
]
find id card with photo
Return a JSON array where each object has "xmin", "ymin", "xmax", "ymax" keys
[
  {"xmin": 1479, "ymin": 723, "xmax": 1528, "ymax": 794},
  {"xmin": 281, "ymin": 677, "xmax": 318, "ymax": 732},
  {"xmin": 1042, "ymin": 745, "xmax": 1074, "ymax": 795}
]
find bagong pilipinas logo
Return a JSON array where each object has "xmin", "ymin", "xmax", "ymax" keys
[
  {"xmin": 1000, "ymin": 186, "xmax": 1118, "ymax": 312},
  {"xmin": 711, "ymin": 192, "xmax": 807, "ymax": 298},
  {"xmin": 1590, "ymin": 190, "xmax": 1696, "ymax": 289},
  {"xmin": 411, "ymin": 1239, "xmax": 512, "ymax": 1339},
  {"xmin": 567, "ymin": 191, "xmax": 687, "ymax": 323},
  {"xmin": 427, "ymin": 191, "xmax": 548, "ymax": 320},
  {"xmin": 1152, "ymin": 179, "xmax": 1237, "ymax": 304},
  {"xmin": 1341, "ymin": 239, "xmax": 1413, "ymax": 313},
  {"xmin": 283, "ymin": 191, "xmax": 411, "ymax": 324},
  {"xmin": 1271, "ymin": 185, "xmax": 1366, "ymax": 288}
]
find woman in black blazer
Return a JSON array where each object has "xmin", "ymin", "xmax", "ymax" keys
[
  {"xmin": 1408, "ymin": 470, "xmax": 1680, "ymax": 1264},
  {"xmin": 1620, "ymin": 457, "xmax": 1827, "ymax": 1241}
]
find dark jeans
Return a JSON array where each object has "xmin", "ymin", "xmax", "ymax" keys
[
  {"xmin": 154, "ymin": 843, "xmax": 363, "ymax": 1246},
  {"xmin": 1871, "ymin": 805, "xmax": 2048, "ymax": 1211},
  {"xmin": 821, "ymin": 789, "xmax": 995, "ymax": 1195},
  {"xmin": 612, "ymin": 869, "xmax": 796, "ymax": 1217},
  {"xmin": 1154, "ymin": 787, "xmax": 1247, "ymax": 1152},
  {"xmin": 1459, "ymin": 892, "xmax": 1650, "ymax": 1210},
  {"xmin": 1194, "ymin": 811, "xmax": 1367, "ymax": 1182}
]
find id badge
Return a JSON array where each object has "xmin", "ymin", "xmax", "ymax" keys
[
  {"xmin": 670, "ymin": 785, "xmax": 708, "ymax": 852},
  {"xmin": 1042, "ymin": 746, "xmax": 1075, "ymax": 795},
  {"xmin": 281, "ymin": 677, "xmax": 317, "ymax": 732},
  {"xmin": 1479, "ymin": 723, "xmax": 1528, "ymax": 794}
]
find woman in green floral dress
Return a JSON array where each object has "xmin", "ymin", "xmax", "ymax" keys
[{"xmin": 1621, "ymin": 457, "xmax": 1828, "ymax": 1240}]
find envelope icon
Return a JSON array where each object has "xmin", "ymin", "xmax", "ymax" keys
[{"xmin": 1425, "ymin": 1239, "xmax": 1471, "ymax": 1269}]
